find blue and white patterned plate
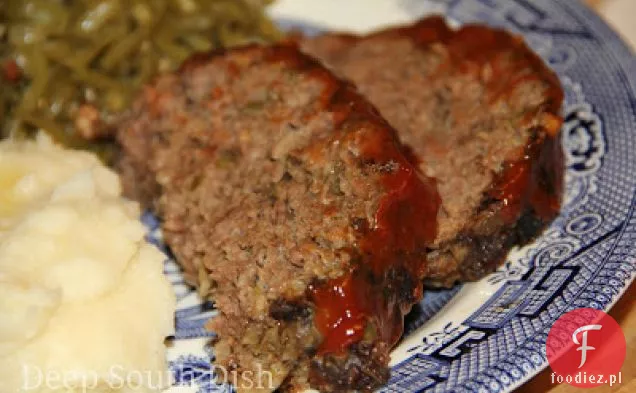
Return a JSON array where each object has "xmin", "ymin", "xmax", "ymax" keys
[{"xmin": 150, "ymin": 1, "xmax": 636, "ymax": 392}]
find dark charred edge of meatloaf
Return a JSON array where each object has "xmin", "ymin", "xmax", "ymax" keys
[
  {"xmin": 271, "ymin": 265, "xmax": 419, "ymax": 392},
  {"xmin": 307, "ymin": 264, "xmax": 423, "ymax": 392},
  {"xmin": 297, "ymin": 16, "xmax": 565, "ymax": 288},
  {"xmin": 308, "ymin": 341, "xmax": 391, "ymax": 391},
  {"xmin": 426, "ymin": 130, "xmax": 564, "ymax": 287},
  {"xmin": 124, "ymin": 45, "xmax": 440, "ymax": 392}
]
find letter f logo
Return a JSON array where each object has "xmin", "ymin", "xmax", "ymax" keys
[{"xmin": 572, "ymin": 324, "xmax": 602, "ymax": 368}]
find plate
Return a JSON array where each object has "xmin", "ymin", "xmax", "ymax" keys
[{"xmin": 151, "ymin": 1, "xmax": 636, "ymax": 392}]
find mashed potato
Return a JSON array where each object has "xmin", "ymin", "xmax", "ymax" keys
[{"xmin": 0, "ymin": 135, "xmax": 175, "ymax": 393}]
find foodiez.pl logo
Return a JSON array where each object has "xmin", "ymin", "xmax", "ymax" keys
[{"xmin": 546, "ymin": 308, "xmax": 626, "ymax": 388}]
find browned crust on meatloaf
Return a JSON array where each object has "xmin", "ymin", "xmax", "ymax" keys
[
  {"xmin": 116, "ymin": 44, "xmax": 440, "ymax": 392},
  {"xmin": 301, "ymin": 16, "xmax": 564, "ymax": 287}
]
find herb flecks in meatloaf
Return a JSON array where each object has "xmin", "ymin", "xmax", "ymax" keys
[
  {"xmin": 116, "ymin": 45, "xmax": 439, "ymax": 392},
  {"xmin": 302, "ymin": 16, "xmax": 564, "ymax": 287}
]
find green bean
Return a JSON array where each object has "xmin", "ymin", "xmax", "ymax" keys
[
  {"xmin": 18, "ymin": 112, "xmax": 67, "ymax": 144},
  {"xmin": 134, "ymin": 47, "xmax": 158, "ymax": 87},
  {"xmin": 99, "ymin": 29, "xmax": 145, "ymax": 71},
  {"xmin": 21, "ymin": 0, "xmax": 68, "ymax": 35},
  {"xmin": 218, "ymin": 23, "xmax": 251, "ymax": 47},
  {"xmin": 172, "ymin": 0, "xmax": 199, "ymax": 14},
  {"xmin": 8, "ymin": 25, "xmax": 45, "ymax": 46},
  {"xmin": 46, "ymin": 75, "xmax": 77, "ymax": 116},
  {"xmin": 154, "ymin": 31, "xmax": 191, "ymax": 64},
  {"xmin": 170, "ymin": 16, "xmax": 214, "ymax": 32},
  {"xmin": 180, "ymin": 33, "xmax": 213, "ymax": 52},
  {"xmin": 74, "ymin": 23, "xmax": 129, "ymax": 66},
  {"xmin": 20, "ymin": 46, "xmax": 49, "ymax": 113},
  {"xmin": 104, "ymin": 89, "xmax": 129, "ymax": 113},
  {"xmin": 131, "ymin": 3, "xmax": 154, "ymax": 27},
  {"xmin": 76, "ymin": 0, "xmax": 122, "ymax": 34},
  {"xmin": 144, "ymin": 0, "xmax": 169, "ymax": 31},
  {"xmin": 71, "ymin": 68, "xmax": 125, "ymax": 92}
]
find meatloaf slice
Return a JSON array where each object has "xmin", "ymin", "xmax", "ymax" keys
[
  {"xmin": 116, "ymin": 45, "xmax": 440, "ymax": 392},
  {"xmin": 302, "ymin": 16, "xmax": 564, "ymax": 287}
]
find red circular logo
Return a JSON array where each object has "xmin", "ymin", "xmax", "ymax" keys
[{"xmin": 546, "ymin": 308, "xmax": 626, "ymax": 388}]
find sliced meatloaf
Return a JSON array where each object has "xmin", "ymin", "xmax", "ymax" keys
[
  {"xmin": 115, "ymin": 45, "xmax": 440, "ymax": 392},
  {"xmin": 302, "ymin": 16, "xmax": 564, "ymax": 287}
]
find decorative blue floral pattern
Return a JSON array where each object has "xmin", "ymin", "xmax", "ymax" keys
[{"xmin": 169, "ymin": 355, "xmax": 232, "ymax": 393}]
